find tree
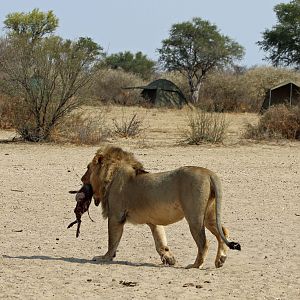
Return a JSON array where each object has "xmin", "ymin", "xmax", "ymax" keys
[
  {"xmin": 258, "ymin": 0, "xmax": 300, "ymax": 68},
  {"xmin": 105, "ymin": 51, "xmax": 155, "ymax": 79},
  {"xmin": 4, "ymin": 8, "xmax": 58, "ymax": 41},
  {"xmin": 0, "ymin": 9, "xmax": 103, "ymax": 141},
  {"xmin": 158, "ymin": 17, "xmax": 244, "ymax": 103}
]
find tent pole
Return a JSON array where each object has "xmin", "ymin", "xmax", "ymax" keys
[{"xmin": 290, "ymin": 83, "xmax": 292, "ymax": 106}]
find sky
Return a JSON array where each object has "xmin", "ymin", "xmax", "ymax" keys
[{"xmin": 0, "ymin": 0, "xmax": 291, "ymax": 67}]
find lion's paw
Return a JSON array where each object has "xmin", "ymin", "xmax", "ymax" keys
[
  {"xmin": 92, "ymin": 255, "xmax": 113, "ymax": 263},
  {"xmin": 185, "ymin": 263, "xmax": 202, "ymax": 269},
  {"xmin": 215, "ymin": 255, "xmax": 227, "ymax": 268},
  {"xmin": 161, "ymin": 253, "xmax": 176, "ymax": 266},
  {"xmin": 160, "ymin": 248, "xmax": 176, "ymax": 266}
]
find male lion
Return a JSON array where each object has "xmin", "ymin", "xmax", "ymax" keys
[{"xmin": 79, "ymin": 146, "xmax": 240, "ymax": 268}]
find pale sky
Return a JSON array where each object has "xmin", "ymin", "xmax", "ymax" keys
[{"xmin": 0, "ymin": 0, "xmax": 291, "ymax": 67}]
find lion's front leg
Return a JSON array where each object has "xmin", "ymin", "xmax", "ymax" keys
[
  {"xmin": 93, "ymin": 217, "xmax": 124, "ymax": 263},
  {"xmin": 148, "ymin": 224, "xmax": 176, "ymax": 266}
]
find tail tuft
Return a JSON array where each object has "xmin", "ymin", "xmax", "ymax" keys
[{"xmin": 228, "ymin": 242, "xmax": 241, "ymax": 251}]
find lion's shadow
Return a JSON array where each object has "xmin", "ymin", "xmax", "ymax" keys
[{"xmin": 3, "ymin": 254, "xmax": 170, "ymax": 268}]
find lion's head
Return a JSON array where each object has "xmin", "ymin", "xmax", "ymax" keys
[{"xmin": 81, "ymin": 145, "xmax": 147, "ymax": 217}]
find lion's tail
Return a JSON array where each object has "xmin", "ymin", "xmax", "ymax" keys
[{"xmin": 210, "ymin": 174, "xmax": 241, "ymax": 251}]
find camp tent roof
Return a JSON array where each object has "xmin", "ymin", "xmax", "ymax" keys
[
  {"xmin": 125, "ymin": 79, "xmax": 187, "ymax": 107},
  {"xmin": 129, "ymin": 79, "xmax": 184, "ymax": 93},
  {"xmin": 260, "ymin": 80, "xmax": 300, "ymax": 112},
  {"xmin": 140, "ymin": 79, "xmax": 182, "ymax": 91},
  {"xmin": 269, "ymin": 80, "xmax": 300, "ymax": 91}
]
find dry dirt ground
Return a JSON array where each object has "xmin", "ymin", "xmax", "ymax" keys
[{"xmin": 0, "ymin": 107, "xmax": 299, "ymax": 299}]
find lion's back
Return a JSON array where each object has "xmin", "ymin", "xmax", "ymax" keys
[{"xmin": 123, "ymin": 166, "xmax": 213, "ymax": 225}]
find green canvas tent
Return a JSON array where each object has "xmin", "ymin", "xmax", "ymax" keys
[
  {"xmin": 125, "ymin": 79, "xmax": 187, "ymax": 108},
  {"xmin": 261, "ymin": 81, "xmax": 300, "ymax": 112}
]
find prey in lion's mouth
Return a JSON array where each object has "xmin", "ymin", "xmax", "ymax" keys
[{"xmin": 67, "ymin": 184, "xmax": 94, "ymax": 237}]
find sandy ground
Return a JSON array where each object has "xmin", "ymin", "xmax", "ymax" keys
[{"xmin": 0, "ymin": 107, "xmax": 299, "ymax": 299}]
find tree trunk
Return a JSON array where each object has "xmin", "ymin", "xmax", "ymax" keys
[
  {"xmin": 191, "ymin": 81, "xmax": 202, "ymax": 104},
  {"xmin": 191, "ymin": 89, "xmax": 199, "ymax": 104}
]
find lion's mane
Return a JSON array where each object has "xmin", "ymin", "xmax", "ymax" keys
[{"xmin": 93, "ymin": 146, "xmax": 147, "ymax": 218}]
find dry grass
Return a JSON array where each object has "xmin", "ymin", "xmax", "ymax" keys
[
  {"xmin": 182, "ymin": 109, "xmax": 229, "ymax": 144},
  {"xmin": 113, "ymin": 112, "xmax": 144, "ymax": 138},
  {"xmin": 244, "ymin": 104, "xmax": 300, "ymax": 140},
  {"xmin": 51, "ymin": 110, "xmax": 110, "ymax": 145}
]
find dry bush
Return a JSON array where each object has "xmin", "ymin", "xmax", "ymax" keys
[
  {"xmin": 90, "ymin": 68, "xmax": 146, "ymax": 105},
  {"xmin": 182, "ymin": 109, "xmax": 229, "ymax": 144},
  {"xmin": 0, "ymin": 94, "xmax": 17, "ymax": 129},
  {"xmin": 0, "ymin": 94, "xmax": 36, "ymax": 139},
  {"xmin": 199, "ymin": 72, "xmax": 248, "ymax": 112},
  {"xmin": 244, "ymin": 104, "xmax": 300, "ymax": 140},
  {"xmin": 113, "ymin": 113, "xmax": 144, "ymax": 138},
  {"xmin": 52, "ymin": 110, "xmax": 110, "ymax": 145}
]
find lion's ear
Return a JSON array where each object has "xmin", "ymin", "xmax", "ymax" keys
[{"xmin": 93, "ymin": 154, "xmax": 104, "ymax": 165}]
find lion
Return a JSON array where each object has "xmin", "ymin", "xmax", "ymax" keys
[{"xmin": 79, "ymin": 145, "xmax": 241, "ymax": 268}]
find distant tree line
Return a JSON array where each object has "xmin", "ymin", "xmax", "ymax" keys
[{"xmin": 104, "ymin": 51, "xmax": 155, "ymax": 80}]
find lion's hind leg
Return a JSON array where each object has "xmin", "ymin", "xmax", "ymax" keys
[
  {"xmin": 148, "ymin": 224, "xmax": 176, "ymax": 266},
  {"xmin": 205, "ymin": 203, "xmax": 228, "ymax": 268},
  {"xmin": 186, "ymin": 216, "xmax": 208, "ymax": 269}
]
